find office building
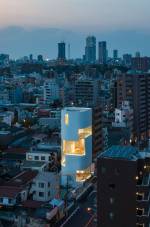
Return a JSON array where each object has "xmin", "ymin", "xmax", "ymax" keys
[
  {"xmin": 123, "ymin": 54, "xmax": 132, "ymax": 67},
  {"xmin": 75, "ymin": 76, "xmax": 103, "ymax": 153},
  {"xmin": 131, "ymin": 57, "xmax": 150, "ymax": 72},
  {"xmin": 135, "ymin": 52, "xmax": 141, "ymax": 58},
  {"xmin": 85, "ymin": 36, "xmax": 96, "ymax": 64},
  {"xmin": 58, "ymin": 42, "xmax": 66, "ymax": 61},
  {"xmin": 43, "ymin": 79, "xmax": 60, "ymax": 104},
  {"xmin": 117, "ymin": 71, "xmax": 150, "ymax": 148},
  {"xmin": 113, "ymin": 49, "xmax": 118, "ymax": 59},
  {"xmin": 61, "ymin": 107, "xmax": 92, "ymax": 187},
  {"xmin": 97, "ymin": 145, "xmax": 150, "ymax": 227},
  {"xmin": 98, "ymin": 41, "xmax": 107, "ymax": 64},
  {"xmin": 75, "ymin": 76, "xmax": 100, "ymax": 106}
]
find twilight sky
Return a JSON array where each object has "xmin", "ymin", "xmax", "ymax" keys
[
  {"xmin": 0, "ymin": 0, "xmax": 150, "ymax": 58},
  {"xmin": 0, "ymin": 0, "xmax": 150, "ymax": 30}
]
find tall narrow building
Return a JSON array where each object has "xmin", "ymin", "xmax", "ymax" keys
[
  {"xmin": 98, "ymin": 41, "xmax": 107, "ymax": 64},
  {"xmin": 117, "ymin": 71, "xmax": 150, "ymax": 149},
  {"xmin": 75, "ymin": 76, "xmax": 103, "ymax": 154},
  {"xmin": 61, "ymin": 107, "xmax": 92, "ymax": 187},
  {"xmin": 58, "ymin": 42, "xmax": 66, "ymax": 61},
  {"xmin": 85, "ymin": 36, "xmax": 96, "ymax": 64}
]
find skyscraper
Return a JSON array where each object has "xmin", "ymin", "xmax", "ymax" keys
[
  {"xmin": 113, "ymin": 49, "xmax": 118, "ymax": 59},
  {"xmin": 85, "ymin": 36, "xmax": 96, "ymax": 64},
  {"xmin": 98, "ymin": 41, "xmax": 107, "ymax": 64},
  {"xmin": 58, "ymin": 42, "xmax": 66, "ymax": 61}
]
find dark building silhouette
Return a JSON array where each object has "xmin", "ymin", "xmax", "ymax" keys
[
  {"xmin": 116, "ymin": 72, "xmax": 150, "ymax": 149},
  {"xmin": 75, "ymin": 77, "xmax": 103, "ymax": 154},
  {"xmin": 85, "ymin": 36, "xmax": 96, "ymax": 64},
  {"xmin": 132, "ymin": 57, "xmax": 150, "ymax": 72},
  {"xmin": 58, "ymin": 42, "xmax": 66, "ymax": 61},
  {"xmin": 98, "ymin": 41, "xmax": 107, "ymax": 64},
  {"xmin": 97, "ymin": 146, "xmax": 150, "ymax": 227}
]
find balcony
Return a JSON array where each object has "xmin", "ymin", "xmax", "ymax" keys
[
  {"xmin": 136, "ymin": 173, "xmax": 150, "ymax": 187},
  {"xmin": 136, "ymin": 193, "xmax": 149, "ymax": 202}
]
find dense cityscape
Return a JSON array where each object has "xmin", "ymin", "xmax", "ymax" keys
[
  {"xmin": 0, "ymin": 0, "xmax": 150, "ymax": 226},
  {"xmin": 0, "ymin": 36, "xmax": 150, "ymax": 227}
]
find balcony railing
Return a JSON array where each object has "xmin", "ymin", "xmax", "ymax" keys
[{"xmin": 137, "ymin": 174, "xmax": 150, "ymax": 187}]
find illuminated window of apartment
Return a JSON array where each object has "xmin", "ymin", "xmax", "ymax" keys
[
  {"xmin": 63, "ymin": 139, "xmax": 85, "ymax": 156},
  {"xmin": 65, "ymin": 114, "xmax": 69, "ymax": 125},
  {"xmin": 78, "ymin": 127, "xmax": 92, "ymax": 139},
  {"xmin": 28, "ymin": 155, "xmax": 33, "ymax": 160},
  {"xmin": 61, "ymin": 155, "xmax": 66, "ymax": 167},
  {"xmin": 76, "ymin": 167, "xmax": 91, "ymax": 182},
  {"xmin": 136, "ymin": 208, "xmax": 144, "ymax": 216},
  {"xmin": 136, "ymin": 193, "xmax": 144, "ymax": 201}
]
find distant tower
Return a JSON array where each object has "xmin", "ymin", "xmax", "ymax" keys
[
  {"xmin": 58, "ymin": 42, "xmax": 66, "ymax": 61},
  {"xmin": 135, "ymin": 51, "xmax": 141, "ymax": 58},
  {"xmin": 37, "ymin": 55, "xmax": 43, "ymax": 62},
  {"xmin": 98, "ymin": 41, "xmax": 107, "ymax": 64},
  {"xmin": 113, "ymin": 49, "xmax": 118, "ymax": 59},
  {"xmin": 85, "ymin": 36, "xmax": 96, "ymax": 64},
  {"xmin": 68, "ymin": 44, "xmax": 71, "ymax": 60}
]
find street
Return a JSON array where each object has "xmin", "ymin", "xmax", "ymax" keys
[{"xmin": 60, "ymin": 191, "xmax": 97, "ymax": 227}]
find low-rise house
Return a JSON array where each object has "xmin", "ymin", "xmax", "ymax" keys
[
  {"xmin": 0, "ymin": 170, "xmax": 38, "ymax": 207},
  {"xmin": 31, "ymin": 172, "xmax": 60, "ymax": 202},
  {"xmin": 22, "ymin": 161, "xmax": 48, "ymax": 172}
]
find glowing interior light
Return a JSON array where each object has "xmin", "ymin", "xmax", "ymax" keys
[{"xmin": 65, "ymin": 114, "xmax": 69, "ymax": 125}]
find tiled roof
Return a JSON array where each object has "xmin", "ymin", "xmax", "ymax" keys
[{"xmin": 0, "ymin": 186, "xmax": 23, "ymax": 198}]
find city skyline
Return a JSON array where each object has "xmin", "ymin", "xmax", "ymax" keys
[{"xmin": 0, "ymin": 0, "xmax": 150, "ymax": 58}]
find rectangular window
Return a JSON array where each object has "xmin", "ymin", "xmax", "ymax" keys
[
  {"xmin": 39, "ymin": 183, "xmax": 45, "ymax": 188},
  {"xmin": 34, "ymin": 156, "xmax": 39, "ymax": 161},
  {"xmin": 78, "ymin": 127, "xmax": 92, "ymax": 139},
  {"xmin": 65, "ymin": 114, "xmax": 69, "ymax": 125},
  {"xmin": 41, "ymin": 156, "xmax": 45, "ymax": 161},
  {"xmin": 28, "ymin": 155, "xmax": 33, "ymax": 160},
  {"xmin": 8, "ymin": 199, "xmax": 12, "ymax": 204},
  {"xmin": 39, "ymin": 192, "xmax": 44, "ymax": 197},
  {"xmin": 63, "ymin": 139, "xmax": 85, "ymax": 156}
]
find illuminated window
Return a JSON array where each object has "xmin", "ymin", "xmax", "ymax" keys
[
  {"xmin": 61, "ymin": 155, "xmax": 66, "ymax": 167},
  {"xmin": 28, "ymin": 155, "xmax": 33, "ymax": 160},
  {"xmin": 63, "ymin": 139, "xmax": 85, "ymax": 156},
  {"xmin": 65, "ymin": 114, "xmax": 69, "ymax": 125},
  {"xmin": 136, "ymin": 208, "xmax": 144, "ymax": 216},
  {"xmin": 136, "ymin": 224, "xmax": 145, "ymax": 227},
  {"xmin": 78, "ymin": 127, "xmax": 92, "ymax": 139},
  {"xmin": 76, "ymin": 167, "xmax": 91, "ymax": 182}
]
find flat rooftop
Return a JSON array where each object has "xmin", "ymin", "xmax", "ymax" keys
[
  {"xmin": 64, "ymin": 107, "xmax": 91, "ymax": 112},
  {"xmin": 23, "ymin": 161, "xmax": 46, "ymax": 168},
  {"xmin": 100, "ymin": 145, "xmax": 140, "ymax": 161}
]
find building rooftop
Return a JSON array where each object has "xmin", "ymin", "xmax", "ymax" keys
[
  {"xmin": 0, "ymin": 186, "xmax": 23, "ymax": 198},
  {"xmin": 64, "ymin": 107, "xmax": 91, "ymax": 112},
  {"xmin": 5, "ymin": 170, "xmax": 38, "ymax": 187},
  {"xmin": 100, "ymin": 145, "xmax": 140, "ymax": 161},
  {"xmin": 23, "ymin": 161, "xmax": 46, "ymax": 168}
]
